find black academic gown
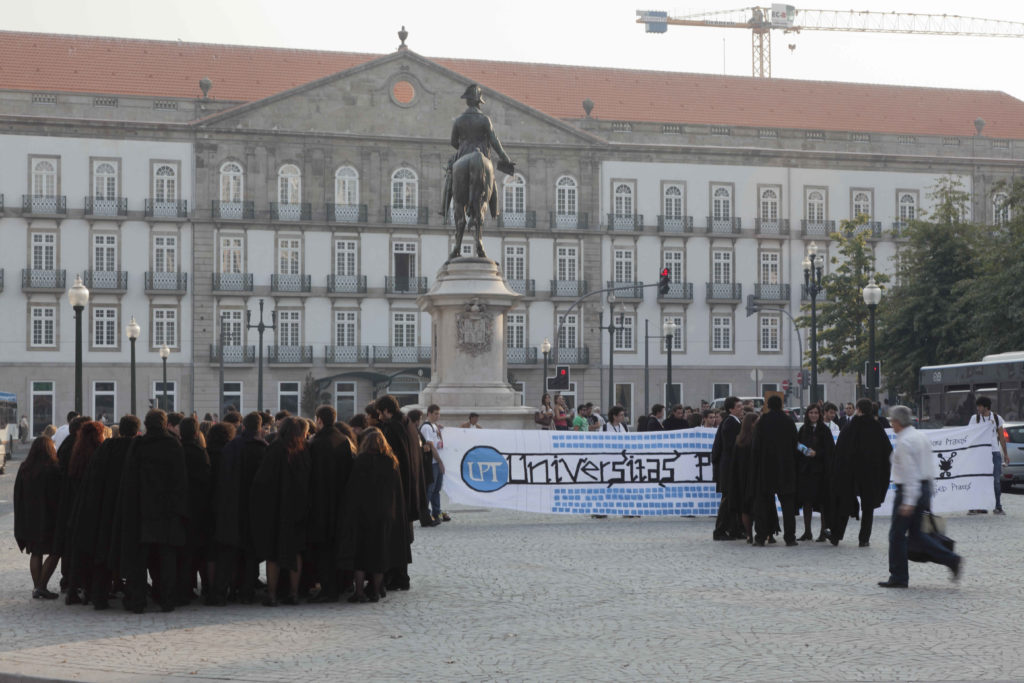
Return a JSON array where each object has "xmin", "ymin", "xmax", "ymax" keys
[
  {"xmin": 52, "ymin": 434, "xmax": 77, "ymax": 560},
  {"xmin": 830, "ymin": 414, "xmax": 892, "ymax": 538},
  {"xmin": 662, "ymin": 415, "xmax": 688, "ymax": 431},
  {"xmin": 338, "ymin": 448, "xmax": 410, "ymax": 574},
  {"xmin": 307, "ymin": 427, "xmax": 354, "ymax": 556},
  {"xmin": 13, "ymin": 461, "xmax": 60, "ymax": 555},
  {"xmin": 796, "ymin": 421, "xmax": 835, "ymax": 509},
  {"xmin": 750, "ymin": 410, "xmax": 799, "ymax": 539},
  {"xmin": 249, "ymin": 440, "xmax": 311, "ymax": 570},
  {"xmin": 711, "ymin": 414, "xmax": 741, "ymax": 494},
  {"xmin": 182, "ymin": 439, "xmax": 212, "ymax": 553},
  {"xmin": 212, "ymin": 431, "xmax": 267, "ymax": 550},
  {"xmin": 379, "ymin": 415, "xmax": 416, "ymax": 535},
  {"xmin": 69, "ymin": 437, "xmax": 132, "ymax": 569}
]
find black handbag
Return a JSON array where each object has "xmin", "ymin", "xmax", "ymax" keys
[{"xmin": 908, "ymin": 511, "xmax": 955, "ymax": 563}]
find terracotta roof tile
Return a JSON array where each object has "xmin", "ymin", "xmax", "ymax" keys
[{"xmin": 2, "ymin": 30, "xmax": 1023, "ymax": 139}]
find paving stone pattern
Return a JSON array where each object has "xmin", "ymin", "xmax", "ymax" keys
[{"xmin": 0, "ymin": 479, "xmax": 1019, "ymax": 682}]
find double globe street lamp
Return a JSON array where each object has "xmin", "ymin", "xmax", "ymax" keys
[
  {"xmin": 862, "ymin": 277, "xmax": 883, "ymax": 400},
  {"xmin": 662, "ymin": 319, "xmax": 679, "ymax": 407},
  {"xmin": 802, "ymin": 243, "xmax": 825, "ymax": 405},
  {"xmin": 126, "ymin": 316, "xmax": 141, "ymax": 416},
  {"xmin": 541, "ymin": 337, "xmax": 552, "ymax": 392},
  {"xmin": 67, "ymin": 275, "xmax": 90, "ymax": 414},
  {"xmin": 159, "ymin": 344, "xmax": 171, "ymax": 411}
]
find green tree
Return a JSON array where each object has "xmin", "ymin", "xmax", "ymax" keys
[
  {"xmin": 797, "ymin": 216, "xmax": 888, "ymax": 380},
  {"xmin": 877, "ymin": 176, "xmax": 979, "ymax": 392}
]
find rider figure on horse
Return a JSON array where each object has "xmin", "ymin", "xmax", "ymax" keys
[{"xmin": 440, "ymin": 84, "xmax": 514, "ymax": 223}]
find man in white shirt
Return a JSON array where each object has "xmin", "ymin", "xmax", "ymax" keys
[
  {"xmin": 972, "ymin": 396, "xmax": 1009, "ymax": 515},
  {"xmin": 419, "ymin": 404, "xmax": 449, "ymax": 524},
  {"xmin": 52, "ymin": 410, "xmax": 78, "ymax": 450},
  {"xmin": 879, "ymin": 405, "xmax": 963, "ymax": 588},
  {"xmin": 602, "ymin": 406, "xmax": 627, "ymax": 433}
]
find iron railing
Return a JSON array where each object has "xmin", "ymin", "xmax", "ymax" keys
[
  {"xmin": 372, "ymin": 345, "xmax": 432, "ymax": 363},
  {"xmin": 326, "ymin": 274, "xmax": 367, "ymax": 294},
  {"xmin": 497, "ymin": 210, "xmax": 536, "ymax": 228},
  {"xmin": 326, "ymin": 203, "xmax": 368, "ymax": 223},
  {"xmin": 549, "ymin": 212, "xmax": 589, "ymax": 229},
  {"xmin": 659, "ymin": 282, "xmax": 693, "ymax": 301},
  {"xmin": 607, "ymin": 214, "xmax": 644, "ymax": 232},
  {"xmin": 506, "ymin": 347, "xmax": 538, "ymax": 364},
  {"xmin": 754, "ymin": 283, "xmax": 791, "ymax": 301},
  {"xmin": 210, "ymin": 344, "xmax": 255, "ymax": 363},
  {"xmin": 385, "ymin": 276, "xmax": 428, "ymax": 294},
  {"xmin": 550, "ymin": 279, "xmax": 588, "ymax": 298},
  {"xmin": 213, "ymin": 273, "xmax": 254, "ymax": 292},
  {"xmin": 706, "ymin": 282, "xmax": 743, "ymax": 301},
  {"xmin": 22, "ymin": 269, "xmax": 66, "ymax": 290},
  {"xmin": 213, "ymin": 200, "xmax": 255, "ymax": 220},
  {"xmin": 657, "ymin": 215, "xmax": 694, "ymax": 233},
  {"xmin": 145, "ymin": 199, "xmax": 188, "ymax": 218},
  {"xmin": 83, "ymin": 270, "xmax": 128, "ymax": 291},
  {"xmin": 270, "ymin": 202, "xmax": 312, "ymax": 221},
  {"xmin": 755, "ymin": 218, "xmax": 790, "ymax": 235},
  {"xmin": 325, "ymin": 345, "xmax": 370, "ymax": 364},
  {"xmin": 706, "ymin": 216, "xmax": 742, "ymax": 234},
  {"xmin": 505, "ymin": 279, "xmax": 535, "ymax": 297},
  {"xmin": 384, "ymin": 206, "xmax": 429, "ymax": 225},
  {"xmin": 267, "ymin": 345, "xmax": 313, "ymax": 364},
  {"xmin": 845, "ymin": 221, "xmax": 882, "ymax": 238},
  {"xmin": 801, "ymin": 219, "xmax": 836, "ymax": 236},
  {"xmin": 554, "ymin": 346, "xmax": 590, "ymax": 364},
  {"xmin": 85, "ymin": 197, "xmax": 128, "ymax": 217},
  {"xmin": 145, "ymin": 271, "xmax": 187, "ymax": 292},
  {"xmin": 22, "ymin": 195, "xmax": 66, "ymax": 215},
  {"xmin": 606, "ymin": 281, "xmax": 645, "ymax": 299},
  {"xmin": 271, "ymin": 274, "xmax": 312, "ymax": 293}
]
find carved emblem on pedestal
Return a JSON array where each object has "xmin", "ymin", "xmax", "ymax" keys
[{"xmin": 456, "ymin": 298, "xmax": 493, "ymax": 356}]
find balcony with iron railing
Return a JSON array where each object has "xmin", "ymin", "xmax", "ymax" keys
[
  {"xmin": 800, "ymin": 219, "xmax": 836, "ymax": 237},
  {"xmin": 505, "ymin": 279, "xmax": 536, "ymax": 297},
  {"xmin": 84, "ymin": 197, "xmax": 128, "ymax": 217},
  {"xmin": 213, "ymin": 273, "xmax": 254, "ymax": 292},
  {"xmin": 550, "ymin": 279, "xmax": 588, "ymax": 298},
  {"xmin": 554, "ymin": 346, "xmax": 590, "ymax": 365},
  {"xmin": 267, "ymin": 345, "xmax": 313, "ymax": 364},
  {"xmin": 549, "ymin": 212, "xmax": 589, "ymax": 230},
  {"xmin": 754, "ymin": 283, "xmax": 791, "ymax": 303},
  {"xmin": 326, "ymin": 274, "xmax": 367, "ymax": 295},
  {"xmin": 385, "ymin": 276, "xmax": 429, "ymax": 295},
  {"xmin": 657, "ymin": 215, "xmax": 694, "ymax": 234},
  {"xmin": 506, "ymin": 346, "xmax": 538, "ymax": 365},
  {"xmin": 22, "ymin": 268, "xmax": 67, "ymax": 292},
  {"xmin": 325, "ymin": 345, "xmax": 370, "ymax": 364},
  {"xmin": 212, "ymin": 200, "xmax": 255, "ymax": 220},
  {"xmin": 706, "ymin": 216, "xmax": 742, "ymax": 234},
  {"xmin": 210, "ymin": 344, "xmax": 255, "ymax": 364},
  {"xmin": 607, "ymin": 213, "xmax": 644, "ymax": 232},
  {"xmin": 892, "ymin": 221, "xmax": 910, "ymax": 238},
  {"xmin": 270, "ymin": 274, "xmax": 312, "ymax": 294},
  {"xmin": 755, "ymin": 218, "xmax": 790, "ymax": 236},
  {"xmin": 373, "ymin": 345, "xmax": 431, "ymax": 363},
  {"xmin": 497, "ymin": 210, "xmax": 536, "ymax": 228},
  {"xmin": 326, "ymin": 203, "xmax": 368, "ymax": 223},
  {"xmin": 22, "ymin": 195, "xmax": 66, "ymax": 215},
  {"xmin": 270, "ymin": 202, "xmax": 312, "ymax": 222},
  {"xmin": 145, "ymin": 271, "xmax": 187, "ymax": 293},
  {"xmin": 658, "ymin": 281, "xmax": 694, "ymax": 302},
  {"xmin": 145, "ymin": 199, "xmax": 188, "ymax": 219},
  {"xmin": 83, "ymin": 270, "xmax": 128, "ymax": 292},
  {"xmin": 706, "ymin": 282, "xmax": 743, "ymax": 302},
  {"xmin": 385, "ymin": 206, "xmax": 429, "ymax": 225},
  {"xmin": 606, "ymin": 280, "xmax": 645, "ymax": 300},
  {"xmin": 845, "ymin": 221, "xmax": 882, "ymax": 238}
]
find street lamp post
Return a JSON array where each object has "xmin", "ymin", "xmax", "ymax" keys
[
  {"xmin": 541, "ymin": 337, "xmax": 551, "ymax": 395},
  {"xmin": 862, "ymin": 276, "xmax": 882, "ymax": 401},
  {"xmin": 246, "ymin": 298, "xmax": 276, "ymax": 412},
  {"xmin": 803, "ymin": 243, "xmax": 825, "ymax": 405},
  {"xmin": 159, "ymin": 345, "xmax": 170, "ymax": 411},
  {"xmin": 662, "ymin": 319, "xmax": 678, "ymax": 407},
  {"xmin": 68, "ymin": 275, "xmax": 90, "ymax": 415},
  {"xmin": 600, "ymin": 294, "xmax": 617, "ymax": 411},
  {"xmin": 126, "ymin": 316, "xmax": 141, "ymax": 415}
]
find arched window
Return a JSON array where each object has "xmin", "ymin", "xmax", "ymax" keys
[
  {"xmin": 898, "ymin": 192, "xmax": 917, "ymax": 221},
  {"xmin": 390, "ymin": 168, "xmax": 418, "ymax": 224},
  {"xmin": 613, "ymin": 183, "xmax": 633, "ymax": 217},
  {"xmin": 32, "ymin": 159, "xmax": 56, "ymax": 198},
  {"xmin": 663, "ymin": 185, "xmax": 683, "ymax": 220},
  {"xmin": 503, "ymin": 173, "xmax": 526, "ymax": 214},
  {"xmin": 993, "ymin": 192, "xmax": 1010, "ymax": 226},
  {"xmin": 853, "ymin": 191, "xmax": 872, "ymax": 218},
  {"xmin": 760, "ymin": 188, "xmax": 779, "ymax": 220},
  {"xmin": 220, "ymin": 162, "xmax": 244, "ymax": 203},
  {"xmin": 93, "ymin": 162, "xmax": 117, "ymax": 200},
  {"xmin": 556, "ymin": 176, "xmax": 577, "ymax": 216},
  {"xmin": 278, "ymin": 164, "xmax": 301, "ymax": 204},
  {"xmin": 712, "ymin": 186, "xmax": 732, "ymax": 220},
  {"xmin": 806, "ymin": 190, "xmax": 825, "ymax": 222},
  {"xmin": 335, "ymin": 166, "xmax": 359, "ymax": 206},
  {"xmin": 153, "ymin": 164, "xmax": 177, "ymax": 202}
]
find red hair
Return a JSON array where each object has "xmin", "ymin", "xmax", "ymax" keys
[{"xmin": 69, "ymin": 420, "xmax": 106, "ymax": 478}]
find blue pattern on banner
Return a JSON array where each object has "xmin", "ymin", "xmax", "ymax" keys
[
  {"xmin": 551, "ymin": 484, "xmax": 722, "ymax": 515},
  {"xmin": 550, "ymin": 429, "xmax": 716, "ymax": 453}
]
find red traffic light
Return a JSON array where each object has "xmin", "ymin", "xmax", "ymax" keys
[{"xmin": 661, "ymin": 267, "xmax": 669, "ymax": 277}]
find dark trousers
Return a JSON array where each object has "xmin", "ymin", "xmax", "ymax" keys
[
  {"xmin": 213, "ymin": 544, "xmax": 258, "ymax": 601},
  {"xmin": 778, "ymin": 493, "xmax": 797, "ymax": 542},
  {"xmin": 888, "ymin": 483, "xmax": 959, "ymax": 585},
  {"xmin": 176, "ymin": 544, "xmax": 204, "ymax": 602},
  {"xmin": 859, "ymin": 501, "xmax": 875, "ymax": 544},
  {"xmin": 127, "ymin": 543, "xmax": 177, "ymax": 612},
  {"xmin": 315, "ymin": 544, "xmax": 340, "ymax": 599},
  {"xmin": 91, "ymin": 563, "xmax": 111, "ymax": 608}
]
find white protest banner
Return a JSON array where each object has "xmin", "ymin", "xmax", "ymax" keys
[{"xmin": 439, "ymin": 423, "xmax": 995, "ymax": 516}]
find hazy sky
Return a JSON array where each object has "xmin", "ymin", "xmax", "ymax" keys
[{"xmin": 6, "ymin": 0, "xmax": 1023, "ymax": 99}]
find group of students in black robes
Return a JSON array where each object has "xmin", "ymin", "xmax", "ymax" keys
[
  {"xmin": 13, "ymin": 393, "xmax": 429, "ymax": 612},
  {"xmin": 713, "ymin": 395, "xmax": 893, "ymax": 547}
]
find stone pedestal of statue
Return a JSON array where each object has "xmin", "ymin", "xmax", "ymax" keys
[{"xmin": 417, "ymin": 257, "xmax": 536, "ymax": 429}]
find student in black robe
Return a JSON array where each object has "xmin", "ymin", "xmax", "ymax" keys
[
  {"xmin": 210, "ymin": 411, "xmax": 267, "ymax": 605},
  {"xmin": 62, "ymin": 420, "xmax": 106, "ymax": 605},
  {"xmin": 374, "ymin": 395, "xmax": 415, "ymax": 591},
  {"xmin": 339, "ymin": 427, "xmax": 409, "ymax": 603},
  {"xmin": 729, "ymin": 412, "xmax": 760, "ymax": 543},
  {"xmin": 14, "ymin": 436, "xmax": 62, "ymax": 599},
  {"xmin": 54, "ymin": 415, "xmax": 90, "ymax": 590},
  {"xmin": 203, "ymin": 421, "xmax": 235, "ymax": 601},
  {"xmin": 117, "ymin": 409, "xmax": 188, "ymax": 613},
  {"xmin": 796, "ymin": 404, "xmax": 836, "ymax": 542},
  {"xmin": 829, "ymin": 398, "xmax": 893, "ymax": 547},
  {"xmin": 711, "ymin": 396, "xmax": 744, "ymax": 540},
  {"xmin": 69, "ymin": 415, "xmax": 139, "ymax": 610},
  {"xmin": 249, "ymin": 417, "xmax": 311, "ymax": 606},
  {"xmin": 751, "ymin": 395, "xmax": 800, "ymax": 546},
  {"xmin": 178, "ymin": 417, "xmax": 212, "ymax": 604},
  {"xmin": 662, "ymin": 404, "xmax": 689, "ymax": 431},
  {"xmin": 306, "ymin": 405, "xmax": 355, "ymax": 603}
]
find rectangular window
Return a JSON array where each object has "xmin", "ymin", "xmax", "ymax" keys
[
  {"xmin": 663, "ymin": 250, "xmax": 684, "ymax": 283},
  {"xmin": 335, "ymin": 381, "xmax": 356, "ymax": 421},
  {"xmin": 153, "ymin": 307, "xmax": 177, "ymax": 348},
  {"xmin": 614, "ymin": 383, "xmax": 634, "ymax": 422},
  {"xmin": 30, "ymin": 306, "xmax": 56, "ymax": 347},
  {"xmin": 713, "ymin": 383, "xmax": 731, "ymax": 400},
  {"xmin": 557, "ymin": 312, "xmax": 578, "ymax": 349},
  {"xmin": 712, "ymin": 250, "xmax": 732, "ymax": 284},
  {"xmin": 278, "ymin": 238, "xmax": 301, "ymax": 275},
  {"xmin": 334, "ymin": 310, "xmax": 357, "ymax": 346},
  {"xmin": 30, "ymin": 380, "xmax": 55, "ymax": 437},
  {"xmin": 663, "ymin": 315, "xmax": 684, "ymax": 352},
  {"xmin": 92, "ymin": 307, "xmax": 117, "ymax": 348},
  {"xmin": 154, "ymin": 380, "xmax": 176, "ymax": 413},
  {"xmin": 31, "ymin": 233, "xmax": 56, "ymax": 271},
  {"xmin": 153, "ymin": 235, "xmax": 177, "ymax": 273},
  {"xmin": 334, "ymin": 239, "xmax": 358, "ymax": 276},
  {"xmin": 93, "ymin": 234, "xmax": 117, "ymax": 271},
  {"xmin": 613, "ymin": 249, "xmax": 634, "ymax": 282},
  {"xmin": 712, "ymin": 315, "xmax": 733, "ymax": 352},
  {"xmin": 506, "ymin": 312, "xmax": 526, "ymax": 349},
  {"xmin": 222, "ymin": 381, "xmax": 241, "ymax": 415},
  {"xmin": 613, "ymin": 313, "xmax": 635, "ymax": 352},
  {"xmin": 93, "ymin": 381, "xmax": 116, "ymax": 423},
  {"xmin": 277, "ymin": 310, "xmax": 301, "ymax": 346},
  {"xmin": 760, "ymin": 252, "xmax": 780, "ymax": 285},
  {"xmin": 220, "ymin": 309, "xmax": 243, "ymax": 346},
  {"xmin": 556, "ymin": 246, "xmax": 578, "ymax": 281},
  {"xmin": 278, "ymin": 381, "xmax": 300, "ymax": 415},
  {"xmin": 392, "ymin": 312, "xmax": 417, "ymax": 347},
  {"xmin": 759, "ymin": 313, "xmax": 781, "ymax": 352},
  {"xmin": 503, "ymin": 244, "xmax": 526, "ymax": 280},
  {"xmin": 392, "ymin": 242, "xmax": 417, "ymax": 279},
  {"xmin": 220, "ymin": 236, "xmax": 243, "ymax": 274}
]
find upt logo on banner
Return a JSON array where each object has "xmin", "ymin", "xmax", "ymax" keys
[{"xmin": 462, "ymin": 446, "xmax": 509, "ymax": 492}]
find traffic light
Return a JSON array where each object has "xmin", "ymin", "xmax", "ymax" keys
[
  {"xmin": 548, "ymin": 365, "xmax": 570, "ymax": 391},
  {"xmin": 865, "ymin": 361, "xmax": 881, "ymax": 388},
  {"xmin": 745, "ymin": 294, "xmax": 759, "ymax": 317},
  {"xmin": 658, "ymin": 267, "xmax": 670, "ymax": 295}
]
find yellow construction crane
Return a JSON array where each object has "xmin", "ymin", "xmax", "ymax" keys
[{"xmin": 636, "ymin": 6, "xmax": 1024, "ymax": 78}]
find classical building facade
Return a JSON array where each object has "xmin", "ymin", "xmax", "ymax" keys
[{"xmin": 0, "ymin": 31, "xmax": 1021, "ymax": 429}]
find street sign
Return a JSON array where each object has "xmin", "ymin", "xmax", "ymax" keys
[
  {"xmin": 796, "ymin": 370, "xmax": 803, "ymax": 386},
  {"xmin": 782, "ymin": 379, "xmax": 790, "ymax": 392}
]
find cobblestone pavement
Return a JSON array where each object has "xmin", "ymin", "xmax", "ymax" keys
[{"xmin": 0, "ymin": 472, "xmax": 1020, "ymax": 682}]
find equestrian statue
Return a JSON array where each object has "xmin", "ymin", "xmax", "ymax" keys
[{"xmin": 441, "ymin": 84, "xmax": 515, "ymax": 261}]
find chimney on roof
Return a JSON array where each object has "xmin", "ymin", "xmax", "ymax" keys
[
  {"xmin": 582, "ymin": 98, "xmax": 594, "ymax": 118},
  {"xmin": 398, "ymin": 26, "xmax": 408, "ymax": 50},
  {"xmin": 974, "ymin": 117, "xmax": 985, "ymax": 136},
  {"xmin": 199, "ymin": 77, "xmax": 212, "ymax": 100}
]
